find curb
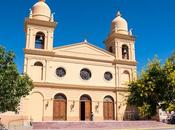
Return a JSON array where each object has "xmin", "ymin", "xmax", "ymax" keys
[{"xmin": 112, "ymin": 126, "xmax": 175, "ymax": 130}]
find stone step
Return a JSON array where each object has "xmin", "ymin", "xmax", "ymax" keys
[{"xmin": 32, "ymin": 121, "xmax": 172, "ymax": 129}]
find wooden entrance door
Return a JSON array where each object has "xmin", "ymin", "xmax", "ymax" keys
[
  {"xmin": 103, "ymin": 96, "xmax": 114, "ymax": 120},
  {"xmin": 85, "ymin": 101, "xmax": 91, "ymax": 120},
  {"xmin": 80, "ymin": 95, "xmax": 92, "ymax": 121},
  {"xmin": 53, "ymin": 94, "xmax": 67, "ymax": 120}
]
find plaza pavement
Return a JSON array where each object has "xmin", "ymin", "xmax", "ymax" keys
[
  {"xmin": 8, "ymin": 121, "xmax": 175, "ymax": 130},
  {"xmin": 33, "ymin": 128, "xmax": 175, "ymax": 130},
  {"xmin": 17, "ymin": 128, "xmax": 175, "ymax": 130},
  {"xmin": 8, "ymin": 127, "xmax": 175, "ymax": 130}
]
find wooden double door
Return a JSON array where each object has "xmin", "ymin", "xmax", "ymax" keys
[
  {"xmin": 103, "ymin": 96, "xmax": 114, "ymax": 120},
  {"xmin": 80, "ymin": 101, "xmax": 91, "ymax": 120},
  {"xmin": 53, "ymin": 94, "xmax": 67, "ymax": 120},
  {"xmin": 80, "ymin": 95, "xmax": 92, "ymax": 121}
]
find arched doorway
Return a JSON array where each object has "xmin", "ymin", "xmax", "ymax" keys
[
  {"xmin": 103, "ymin": 96, "xmax": 114, "ymax": 120},
  {"xmin": 53, "ymin": 93, "xmax": 67, "ymax": 120},
  {"xmin": 80, "ymin": 94, "xmax": 92, "ymax": 121},
  {"xmin": 28, "ymin": 92, "xmax": 44, "ymax": 121}
]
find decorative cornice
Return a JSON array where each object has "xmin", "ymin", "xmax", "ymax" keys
[
  {"xmin": 113, "ymin": 59, "xmax": 137, "ymax": 66},
  {"xmin": 115, "ymin": 87, "xmax": 129, "ymax": 92},
  {"xmin": 25, "ymin": 49, "xmax": 137, "ymax": 66},
  {"xmin": 24, "ymin": 49, "xmax": 55, "ymax": 56},
  {"xmin": 105, "ymin": 33, "xmax": 135, "ymax": 44},
  {"xmin": 24, "ymin": 18, "xmax": 57, "ymax": 32},
  {"xmin": 54, "ymin": 42, "xmax": 115, "ymax": 57},
  {"xmin": 33, "ymin": 82, "xmax": 128, "ymax": 92},
  {"xmin": 24, "ymin": 49, "xmax": 114, "ymax": 64},
  {"xmin": 54, "ymin": 54, "xmax": 114, "ymax": 63}
]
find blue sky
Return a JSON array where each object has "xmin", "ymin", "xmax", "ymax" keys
[{"xmin": 0, "ymin": 0, "xmax": 174, "ymax": 73}]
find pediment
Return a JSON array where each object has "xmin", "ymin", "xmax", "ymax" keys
[{"xmin": 53, "ymin": 42, "xmax": 114, "ymax": 61}]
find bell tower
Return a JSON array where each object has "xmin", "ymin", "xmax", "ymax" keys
[
  {"xmin": 105, "ymin": 11, "xmax": 137, "ymax": 120},
  {"xmin": 24, "ymin": 0, "xmax": 57, "ymax": 51},
  {"xmin": 105, "ymin": 11, "xmax": 136, "ymax": 62}
]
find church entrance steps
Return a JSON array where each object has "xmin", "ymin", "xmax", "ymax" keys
[{"xmin": 32, "ymin": 121, "xmax": 173, "ymax": 129}]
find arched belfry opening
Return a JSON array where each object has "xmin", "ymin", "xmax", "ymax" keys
[
  {"xmin": 122, "ymin": 45, "xmax": 129, "ymax": 60},
  {"xmin": 35, "ymin": 32, "xmax": 45, "ymax": 49},
  {"xmin": 53, "ymin": 93, "xmax": 67, "ymax": 120},
  {"xmin": 80, "ymin": 94, "xmax": 92, "ymax": 121}
]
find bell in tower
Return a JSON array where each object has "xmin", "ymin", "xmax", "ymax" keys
[
  {"xmin": 105, "ymin": 11, "xmax": 136, "ymax": 61},
  {"xmin": 24, "ymin": 0, "xmax": 57, "ymax": 51}
]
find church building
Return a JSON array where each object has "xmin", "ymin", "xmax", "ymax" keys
[{"xmin": 20, "ymin": 0, "xmax": 137, "ymax": 121}]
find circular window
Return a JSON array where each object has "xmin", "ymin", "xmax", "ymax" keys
[
  {"xmin": 56, "ymin": 67, "xmax": 66, "ymax": 77},
  {"xmin": 80, "ymin": 68, "xmax": 91, "ymax": 80},
  {"xmin": 104, "ymin": 72, "xmax": 113, "ymax": 81}
]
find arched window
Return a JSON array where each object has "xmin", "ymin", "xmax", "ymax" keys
[
  {"xmin": 121, "ymin": 70, "xmax": 130, "ymax": 86},
  {"xmin": 104, "ymin": 96, "xmax": 114, "ymax": 103},
  {"xmin": 34, "ymin": 62, "xmax": 43, "ymax": 67},
  {"xmin": 122, "ymin": 45, "xmax": 129, "ymax": 60},
  {"xmin": 35, "ymin": 32, "xmax": 45, "ymax": 49},
  {"xmin": 54, "ymin": 93, "xmax": 67, "ymax": 100},
  {"xmin": 80, "ymin": 94, "xmax": 92, "ymax": 102},
  {"xmin": 34, "ymin": 61, "xmax": 43, "ymax": 80}
]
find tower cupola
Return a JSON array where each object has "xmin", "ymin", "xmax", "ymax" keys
[
  {"xmin": 111, "ymin": 11, "xmax": 128, "ymax": 35},
  {"xmin": 31, "ymin": 0, "xmax": 51, "ymax": 21}
]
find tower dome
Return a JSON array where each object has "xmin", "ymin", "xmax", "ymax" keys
[
  {"xmin": 31, "ymin": 0, "xmax": 51, "ymax": 21},
  {"xmin": 111, "ymin": 11, "xmax": 128, "ymax": 35}
]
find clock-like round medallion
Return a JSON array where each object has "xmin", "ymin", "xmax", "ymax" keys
[
  {"xmin": 56, "ymin": 67, "xmax": 66, "ymax": 77},
  {"xmin": 104, "ymin": 72, "xmax": 113, "ymax": 81},
  {"xmin": 80, "ymin": 69, "xmax": 91, "ymax": 80}
]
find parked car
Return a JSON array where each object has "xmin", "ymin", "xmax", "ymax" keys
[{"xmin": 166, "ymin": 113, "xmax": 175, "ymax": 124}]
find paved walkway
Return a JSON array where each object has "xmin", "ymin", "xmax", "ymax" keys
[
  {"xmin": 8, "ymin": 121, "xmax": 175, "ymax": 130},
  {"xmin": 32, "ymin": 121, "xmax": 174, "ymax": 129},
  {"xmin": 26, "ymin": 128, "xmax": 175, "ymax": 130},
  {"xmin": 57, "ymin": 127, "xmax": 175, "ymax": 130}
]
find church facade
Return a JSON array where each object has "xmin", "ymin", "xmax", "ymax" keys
[{"xmin": 20, "ymin": 0, "xmax": 137, "ymax": 121}]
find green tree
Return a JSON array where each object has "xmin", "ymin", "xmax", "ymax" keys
[
  {"xmin": 0, "ymin": 46, "xmax": 33, "ymax": 113},
  {"xmin": 128, "ymin": 52, "xmax": 175, "ymax": 119},
  {"xmin": 162, "ymin": 52, "xmax": 175, "ymax": 111}
]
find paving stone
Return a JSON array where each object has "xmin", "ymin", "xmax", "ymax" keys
[{"xmin": 32, "ymin": 121, "xmax": 173, "ymax": 129}]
